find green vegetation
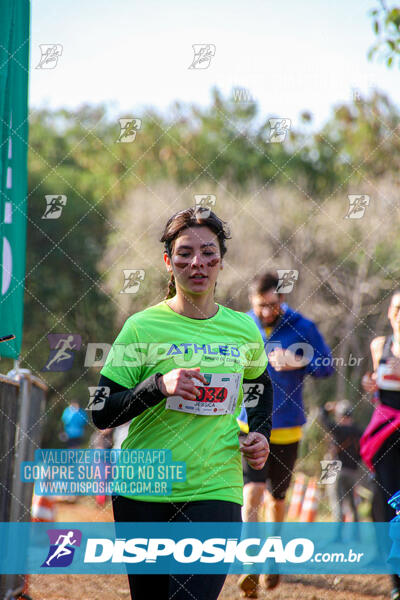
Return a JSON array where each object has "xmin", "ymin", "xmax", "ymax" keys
[
  {"xmin": 7, "ymin": 89, "xmax": 399, "ymax": 449},
  {"xmin": 369, "ymin": 2, "xmax": 400, "ymax": 68}
]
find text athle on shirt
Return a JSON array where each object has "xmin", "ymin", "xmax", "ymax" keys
[{"xmin": 91, "ymin": 301, "xmax": 272, "ymax": 505}]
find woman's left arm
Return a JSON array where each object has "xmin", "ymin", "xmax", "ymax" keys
[
  {"xmin": 243, "ymin": 367, "xmax": 273, "ymax": 441},
  {"xmin": 240, "ymin": 367, "xmax": 273, "ymax": 469}
]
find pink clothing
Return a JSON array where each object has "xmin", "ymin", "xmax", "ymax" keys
[{"xmin": 360, "ymin": 403, "xmax": 400, "ymax": 471}]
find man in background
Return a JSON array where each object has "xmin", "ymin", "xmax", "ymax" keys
[{"xmin": 238, "ymin": 271, "xmax": 333, "ymax": 597}]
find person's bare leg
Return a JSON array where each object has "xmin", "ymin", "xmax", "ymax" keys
[
  {"xmin": 264, "ymin": 489, "xmax": 285, "ymax": 522},
  {"xmin": 261, "ymin": 490, "xmax": 285, "ymax": 590},
  {"xmin": 238, "ymin": 483, "xmax": 265, "ymax": 597},
  {"xmin": 243, "ymin": 482, "xmax": 265, "ymax": 522}
]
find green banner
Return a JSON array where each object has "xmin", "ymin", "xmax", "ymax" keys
[{"xmin": 0, "ymin": 0, "xmax": 30, "ymax": 358}]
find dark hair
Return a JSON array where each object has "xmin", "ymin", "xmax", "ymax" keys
[
  {"xmin": 249, "ymin": 271, "xmax": 280, "ymax": 297},
  {"xmin": 160, "ymin": 207, "xmax": 231, "ymax": 299}
]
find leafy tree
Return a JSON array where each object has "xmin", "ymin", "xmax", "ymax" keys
[
  {"xmin": 369, "ymin": 2, "xmax": 400, "ymax": 67},
  {"xmin": 16, "ymin": 88, "xmax": 400, "ymax": 448}
]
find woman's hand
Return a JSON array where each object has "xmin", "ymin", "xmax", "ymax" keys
[
  {"xmin": 362, "ymin": 371, "xmax": 377, "ymax": 393},
  {"xmin": 239, "ymin": 432, "xmax": 270, "ymax": 470},
  {"xmin": 157, "ymin": 367, "xmax": 208, "ymax": 401}
]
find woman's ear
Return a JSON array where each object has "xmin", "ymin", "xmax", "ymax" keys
[{"xmin": 163, "ymin": 251, "xmax": 173, "ymax": 273}]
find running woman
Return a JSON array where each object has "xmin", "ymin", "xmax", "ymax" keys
[
  {"xmin": 92, "ymin": 207, "xmax": 273, "ymax": 600},
  {"xmin": 361, "ymin": 290, "xmax": 400, "ymax": 600}
]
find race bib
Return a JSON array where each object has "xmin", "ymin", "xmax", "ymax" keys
[
  {"xmin": 376, "ymin": 363, "xmax": 400, "ymax": 391},
  {"xmin": 166, "ymin": 373, "xmax": 242, "ymax": 416}
]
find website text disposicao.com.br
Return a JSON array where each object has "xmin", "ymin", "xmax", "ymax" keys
[
  {"xmin": 82, "ymin": 536, "xmax": 365, "ymax": 565},
  {"xmin": 37, "ymin": 479, "xmax": 167, "ymax": 495},
  {"xmin": 83, "ymin": 341, "xmax": 364, "ymax": 369}
]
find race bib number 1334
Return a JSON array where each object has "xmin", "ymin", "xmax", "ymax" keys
[{"xmin": 166, "ymin": 373, "xmax": 242, "ymax": 416}]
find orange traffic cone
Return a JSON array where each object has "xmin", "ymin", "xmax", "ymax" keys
[
  {"xmin": 299, "ymin": 477, "xmax": 320, "ymax": 522},
  {"xmin": 31, "ymin": 493, "xmax": 56, "ymax": 522},
  {"xmin": 96, "ymin": 494, "xmax": 107, "ymax": 506},
  {"xmin": 27, "ymin": 494, "xmax": 56, "ymax": 599},
  {"xmin": 287, "ymin": 473, "xmax": 306, "ymax": 520},
  {"xmin": 20, "ymin": 574, "xmax": 31, "ymax": 599}
]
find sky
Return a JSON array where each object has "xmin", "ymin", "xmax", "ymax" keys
[{"xmin": 30, "ymin": 0, "xmax": 400, "ymax": 129}]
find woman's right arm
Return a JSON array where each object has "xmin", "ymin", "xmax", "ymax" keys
[
  {"xmin": 361, "ymin": 336, "xmax": 385, "ymax": 393},
  {"xmin": 91, "ymin": 373, "xmax": 164, "ymax": 429},
  {"xmin": 92, "ymin": 368, "xmax": 207, "ymax": 429}
]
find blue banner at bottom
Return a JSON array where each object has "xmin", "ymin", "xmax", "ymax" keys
[{"xmin": 0, "ymin": 522, "xmax": 399, "ymax": 575}]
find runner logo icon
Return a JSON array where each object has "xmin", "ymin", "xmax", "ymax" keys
[
  {"xmin": 243, "ymin": 383, "xmax": 264, "ymax": 408},
  {"xmin": 194, "ymin": 194, "xmax": 216, "ymax": 218},
  {"xmin": 120, "ymin": 269, "xmax": 145, "ymax": 294},
  {"xmin": 276, "ymin": 270, "xmax": 299, "ymax": 293},
  {"xmin": 42, "ymin": 334, "xmax": 82, "ymax": 371},
  {"xmin": 319, "ymin": 460, "xmax": 342, "ymax": 484},
  {"xmin": 117, "ymin": 118, "xmax": 142, "ymax": 143},
  {"xmin": 36, "ymin": 44, "xmax": 63, "ymax": 69},
  {"xmin": 87, "ymin": 386, "xmax": 110, "ymax": 411},
  {"xmin": 267, "ymin": 118, "xmax": 291, "ymax": 143},
  {"xmin": 42, "ymin": 195, "xmax": 67, "ymax": 219},
  {"xmin": 188, "ymin": 44, "xmax": 216, "ymax": 69},
  {"xmin": 345, "ymin": 194, "xmax": 370, "ymax": 219},
  {"xmin": 42, "ymin": 529, "xmax": 82, "ymax": 567}
]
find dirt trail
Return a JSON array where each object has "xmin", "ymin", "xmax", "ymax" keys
[{"xmin": 28, "ymin": 497, "xmax": 391, "ymax": 600}]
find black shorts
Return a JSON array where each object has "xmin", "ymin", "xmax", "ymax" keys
[
  {"xmin": 242, "ymin": 440, "xmax": 299, "ymax": 500},
  {"xmin": 112, "ymin": 495, "xmax": 241, "ymax": 600}
]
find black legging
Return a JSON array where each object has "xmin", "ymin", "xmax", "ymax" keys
[
  {"xmin": 112, "ymin": 495, "xmax": 242, "ymax": 600},
  {"xmin": 373, "ymin": 429, "xmax": 400, "ymax": 592}
]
